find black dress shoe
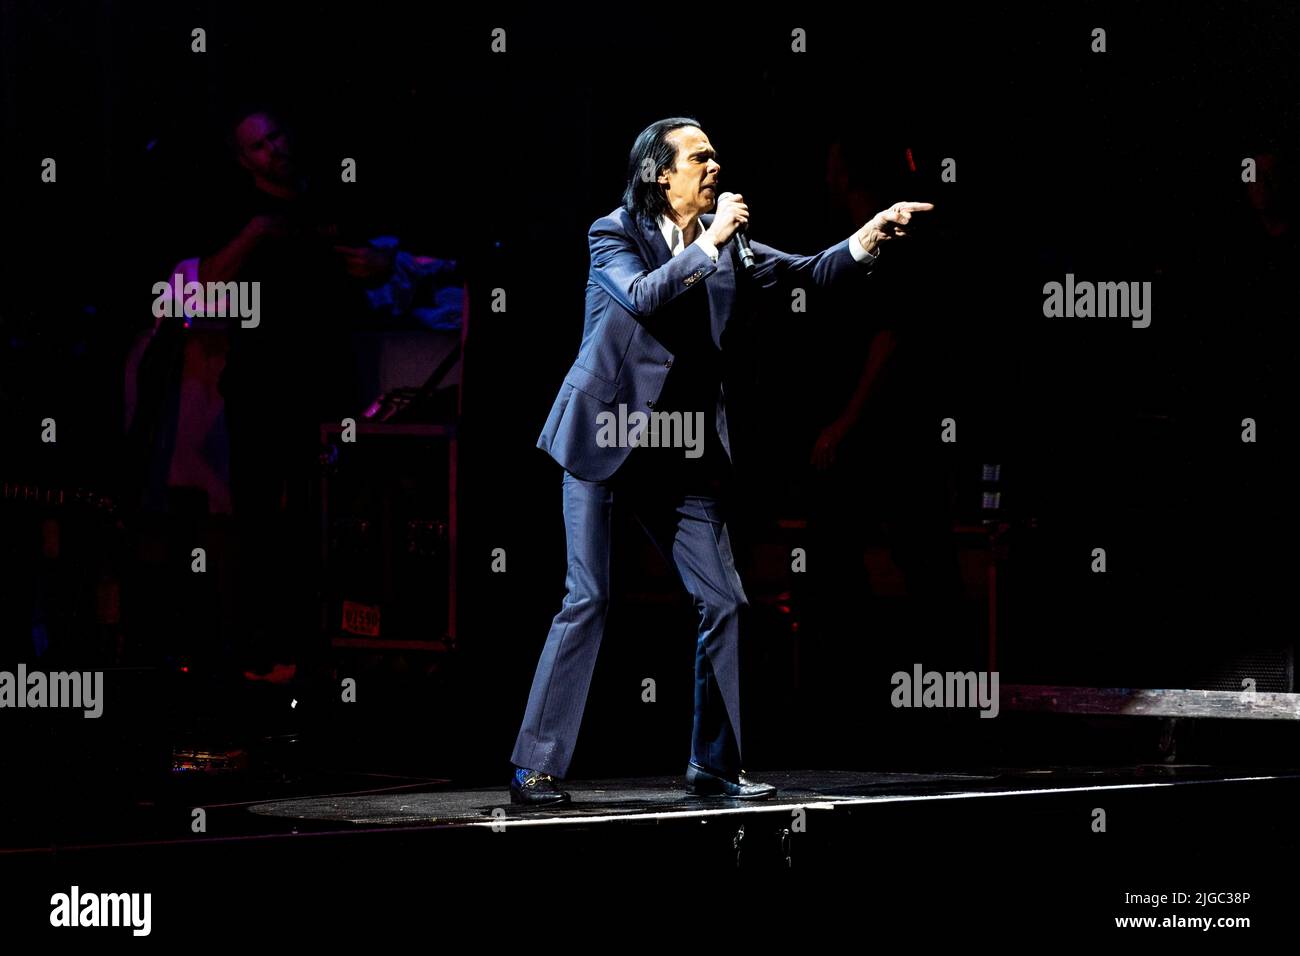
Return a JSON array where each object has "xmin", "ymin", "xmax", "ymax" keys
[
  {"xmin": 510, "ymin": 767, "xmax": 571, "ymax": 806},
  {"xmin": 685, "ymin": 761, "xmax": 776, "ymax": 799}
]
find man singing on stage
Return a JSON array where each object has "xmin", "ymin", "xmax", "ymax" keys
[{"xmin": 510, "ymin": 117, "xmax": 932, "ymax": 805}]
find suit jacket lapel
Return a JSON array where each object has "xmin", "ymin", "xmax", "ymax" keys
[
  {"xmin": 624, "ymin": 209, "xmax": 731, "ymax": 348},
  {"xmin": 620, "ymin": 209, "xmax": 671, "ymax": 269},
  {"xmin": 698, "ymin": 214, "xmax": 734, "ymax": 349}
]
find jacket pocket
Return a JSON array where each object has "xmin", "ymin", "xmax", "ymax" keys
[{"xmin": 563, "ymin": 363, "xmax": 619, "ymax": 404}]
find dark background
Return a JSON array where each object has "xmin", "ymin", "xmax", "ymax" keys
[{"xmin": 1, "ymin": 2, "xmax": 1296, "ymax": 789}]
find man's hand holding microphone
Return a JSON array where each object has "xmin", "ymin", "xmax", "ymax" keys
[{"xmin": 705, "ymin": 191, "xmax": 750, "ymax": 245}]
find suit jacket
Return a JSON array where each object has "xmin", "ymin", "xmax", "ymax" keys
[{"xmin": 537, "ymin": 206, "xmax": 875, "ymax": 481}]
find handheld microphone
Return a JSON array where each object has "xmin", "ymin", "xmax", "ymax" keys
[{"xmin": 717, "ymin": 191, "xmax": 755, "ymax": 271}]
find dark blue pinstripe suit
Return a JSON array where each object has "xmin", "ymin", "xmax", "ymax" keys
[{"xmin": 512, "ymin": 207, "xmax": 875, "ymax": 778}]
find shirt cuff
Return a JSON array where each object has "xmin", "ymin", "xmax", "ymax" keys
[
  {"xmin": 695, "ymin": 233, "xmax": 720, "ymax": 263},
  {"xmin": 849, "ymin": 231, "xmax": 878, "ymax": 264}
]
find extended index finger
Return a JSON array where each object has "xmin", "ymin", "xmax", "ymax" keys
[{"xmin": 896, "ymin": 201, "xmax": 935, "ymax": 212}]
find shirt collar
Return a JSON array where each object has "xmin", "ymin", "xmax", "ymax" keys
[{"xmin": 657, "ymin": 212, "xmax": 700, "ymax": 257}]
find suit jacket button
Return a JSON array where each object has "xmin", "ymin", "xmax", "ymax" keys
[
  {"xmin": 664, "ymin": 360, "xmax": 673, "ymax": 368},
  {"xmin": 646, "ymin": 399, "xmax": 656, "ymax": 409}
]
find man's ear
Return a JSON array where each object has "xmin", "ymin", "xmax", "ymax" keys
[{"xmin": 236, "ymin": 151, "xmax": 253, "ymax": 173}]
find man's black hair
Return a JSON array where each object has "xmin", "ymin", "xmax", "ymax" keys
[{"xmin": 622, "ymin": 116, "xmax": 702, "ymax": 224}]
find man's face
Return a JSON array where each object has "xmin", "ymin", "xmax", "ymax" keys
[
  {"xmin": 657, "ymin": 126, "xmax": 721, "ymax": 221},
  {"xmin": 235, "ymin": 113, "xmax": 294, "ymax": 184}
]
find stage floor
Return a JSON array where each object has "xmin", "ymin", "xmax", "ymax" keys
[{"xmin": 243, "ymin": 763, "xmax": 1300, "ymax": 830}]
